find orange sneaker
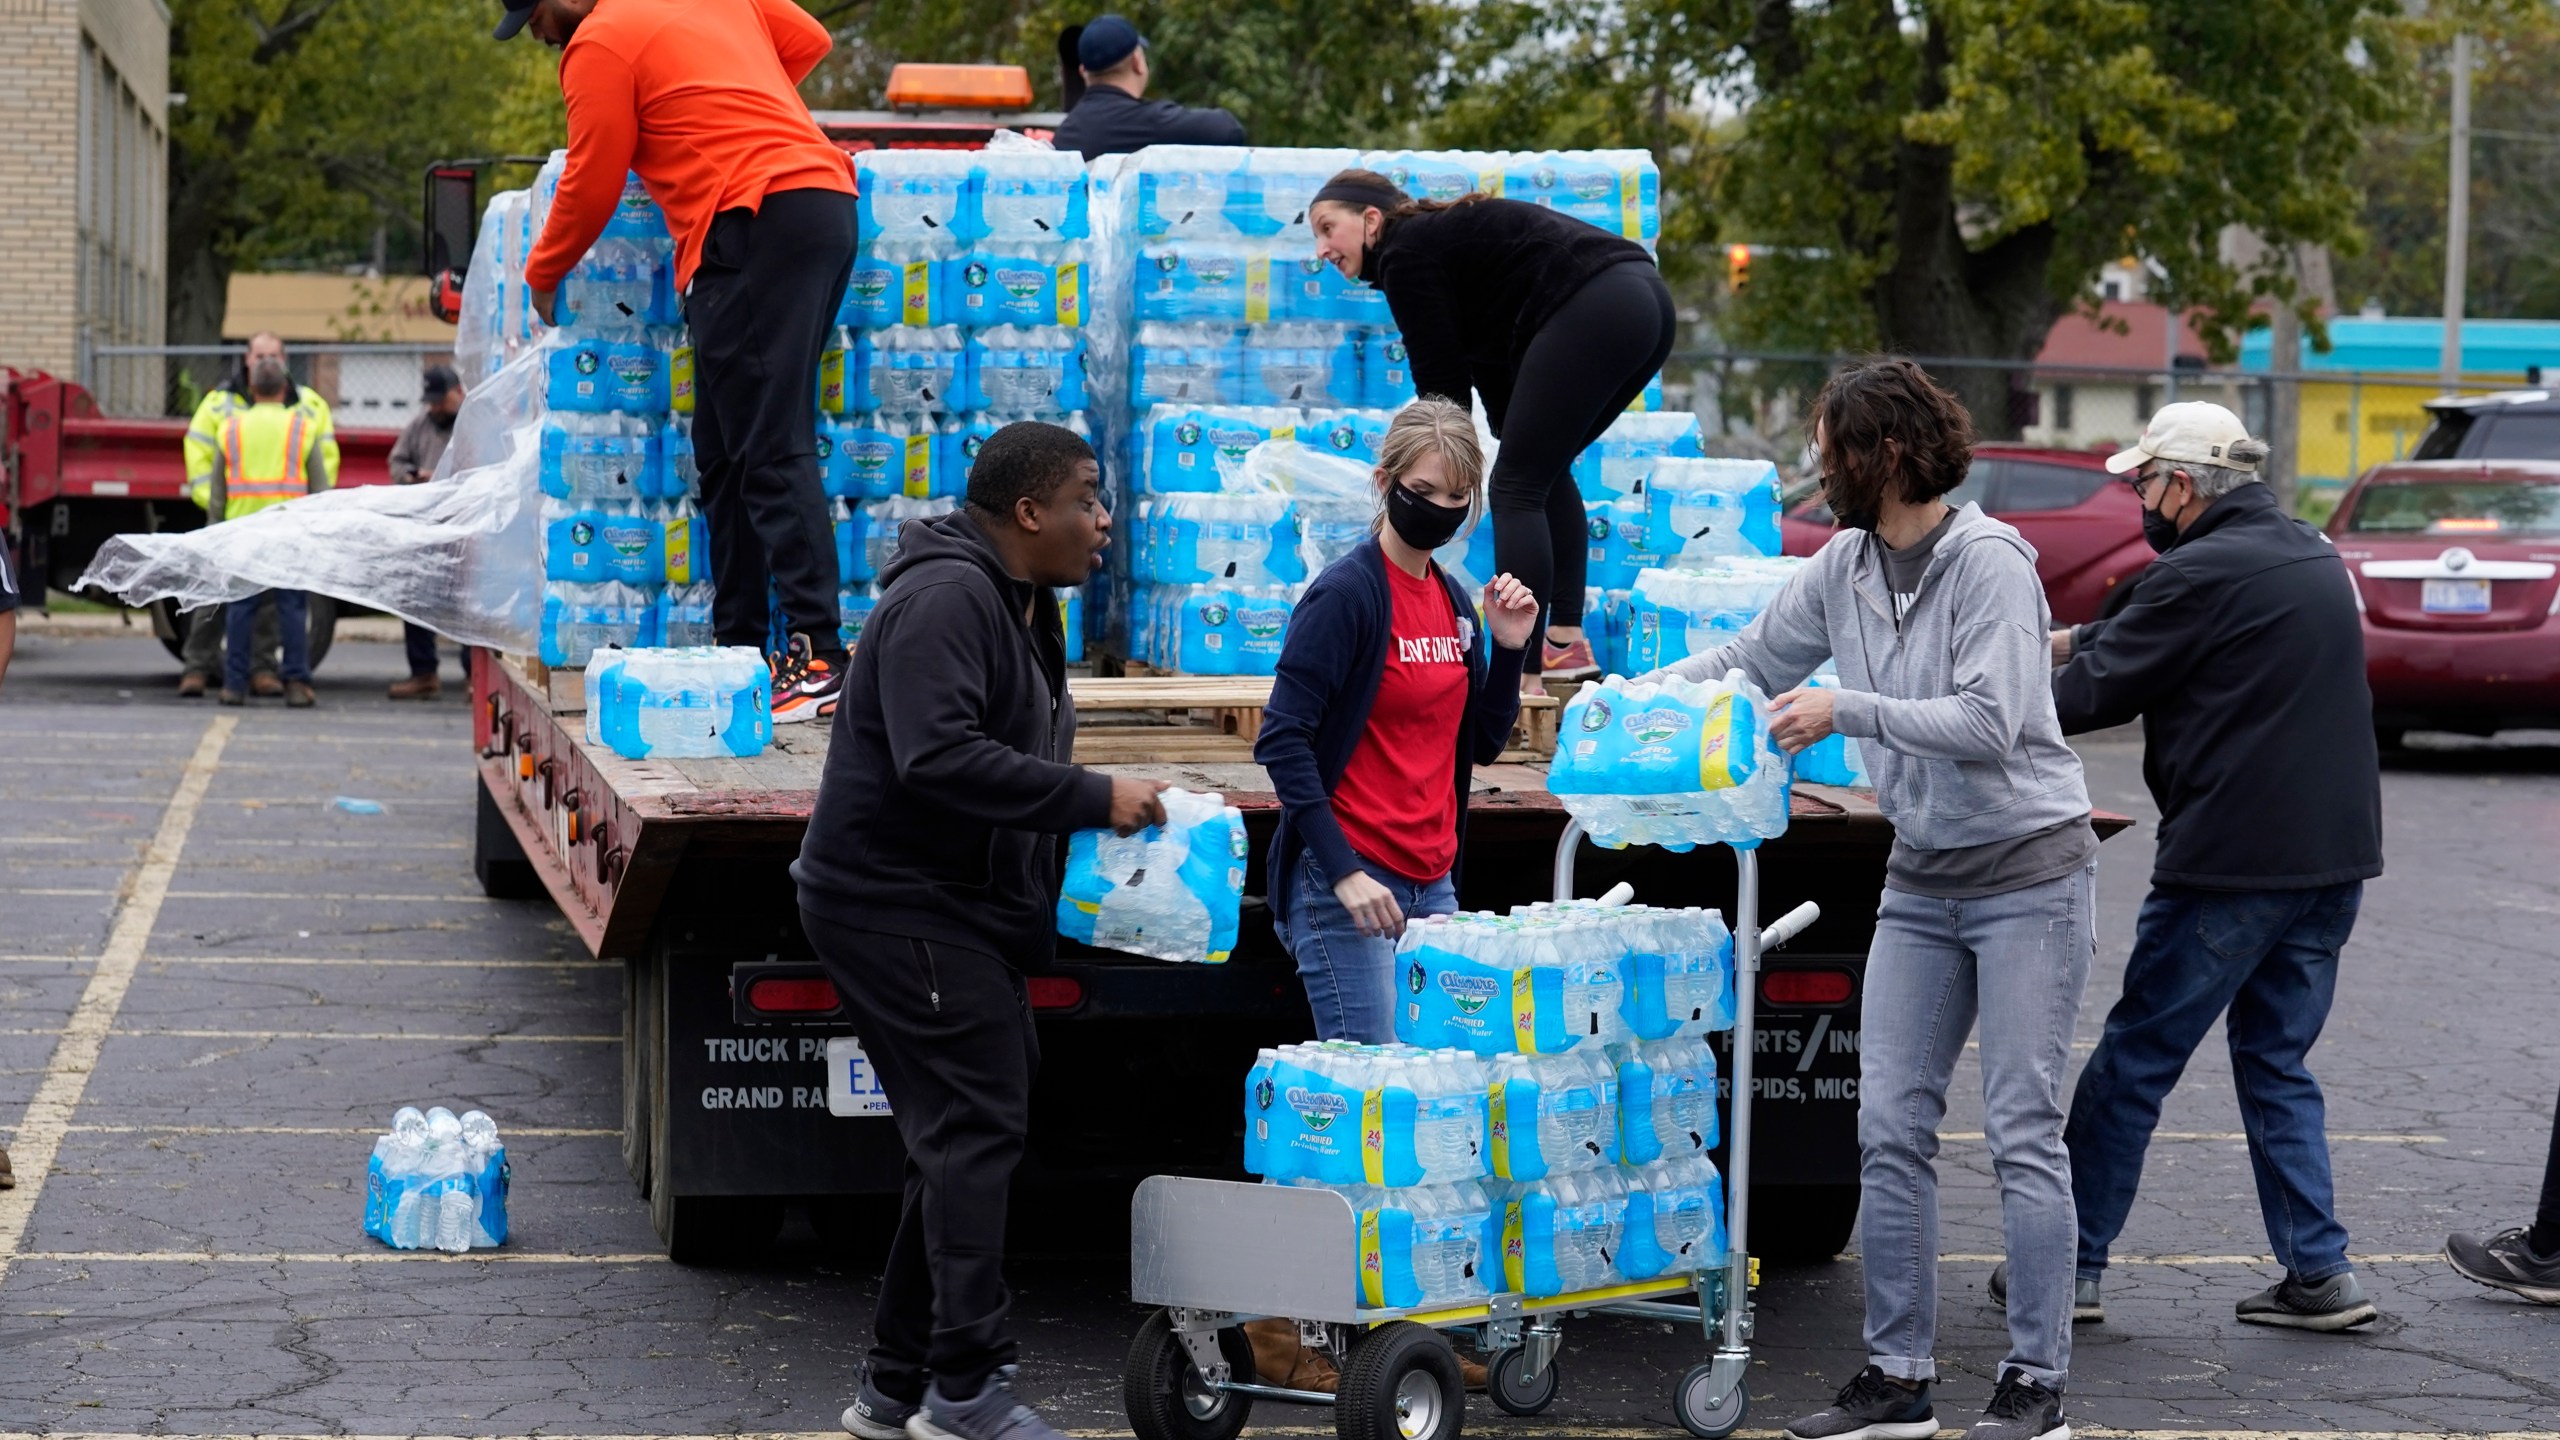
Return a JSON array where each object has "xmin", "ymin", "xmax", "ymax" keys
[
  {"xmin": 770, "ymin": 632, "xmax": 844, "ymax": 725},
  {"xmin": 1540, "ymin": 636, "xmax": 1599, "ymax": 679}
]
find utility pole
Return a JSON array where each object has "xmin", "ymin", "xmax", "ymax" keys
[{"xmin": 2441, "ymin": 30, "xmax": 2473, "ymax": 390}]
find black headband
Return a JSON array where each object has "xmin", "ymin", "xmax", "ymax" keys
[{"xmin": 1312, "ymin": 180, "xmax": 1410, "ymax": 213}]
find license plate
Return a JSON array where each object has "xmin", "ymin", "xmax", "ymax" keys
[
  {"xmin": 825, "ymin": 1037, "xmax": 894, "ymax": 1117},
  {"xmin": 2422, "ymin": 578, "xmax": 2492, "ymax": 614}
]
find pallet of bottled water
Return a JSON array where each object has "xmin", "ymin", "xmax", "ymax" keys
[
  {"xmin": 1546, "ymin": 669, "xmax": 1793, "ymax": 849},
  {"xmin": 582, "ymin": 646, "xmax": 772, "ymax": 759},
  {"xmin": 366, "ymin": 1106, "xmax": 509, "ymax": 1252}
]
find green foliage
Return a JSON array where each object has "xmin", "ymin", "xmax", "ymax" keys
[
  {"xmin": 1717, "ymin": 0, "xmax": 2417, "ymax": 366},
  {"xmin": 168, "ymin": 0, "xmax": 561, "ymax": 339},
  {"xmin": 2332, "ymin": 14, "xmax": 2560, "ymax": 321}
]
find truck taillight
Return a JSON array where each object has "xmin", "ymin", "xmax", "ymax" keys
[
  {"xmin": 745, "ymin": 976, "xmax": 841, "ymax": 1013},
  {"xmin": 1762, "ymin": 969, "xmax": 1854, "ymax": 1006},
  {"xmin": 1026, "ymin": 977, "xmax": 1084, "ymax": 1011}
]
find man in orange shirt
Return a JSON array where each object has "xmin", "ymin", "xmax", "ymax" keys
[{"xmin": 501, "ymin": 0, "xmax": 857, "ymax": 722}]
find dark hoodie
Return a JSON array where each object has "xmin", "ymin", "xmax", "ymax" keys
[{"xmin": 792, "ymin": 510, "xmax": 1116, "ymax": 963}]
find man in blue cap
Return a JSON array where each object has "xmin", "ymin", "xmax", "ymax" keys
[{"xmin": 1049, "ymin": 13, "xmax": 1245, "ymax": 160}]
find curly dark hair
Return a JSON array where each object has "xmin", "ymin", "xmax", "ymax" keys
[
  {"xmin": 966, "ymin": 420, "xmax": 1095, "ymax": 519},
  {"xmin": 1811, "ymin": 357, "xmax": 1977, "ymax": 518}
]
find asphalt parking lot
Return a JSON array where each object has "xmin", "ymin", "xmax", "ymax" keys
[{"xmin": 0, "ymin": 622, "xmax": 2553, "ymax": 1437}]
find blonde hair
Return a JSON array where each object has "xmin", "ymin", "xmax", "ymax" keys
[{"xmin": 1370, "ymin": 397, "xmax": 1487, "ymax": 536}]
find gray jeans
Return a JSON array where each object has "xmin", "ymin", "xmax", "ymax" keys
[
  {"xmin": 1859, "ymin": 863, "xmax": 2094, "ymax": 1391},
  {"xmin": 180, "ymin": 602, "xmax": 280, "ymax": 677}
]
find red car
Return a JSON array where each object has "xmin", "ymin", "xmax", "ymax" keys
[
  {"xmin": 2328, "ymin": 458, "xmax": 2560, "ymax": 743},
  {"xmin": 1780, "ymin": 445, "xmax": 2152, "ymax": 625}
]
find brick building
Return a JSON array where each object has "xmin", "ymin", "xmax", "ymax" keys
[{"xmin": 0, "ymin": 0, "xmax": 169, "ymax": 409}]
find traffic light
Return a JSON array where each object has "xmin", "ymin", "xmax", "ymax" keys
[{"xmin": 1727, "ymin": 243, "xmax": 1751, "ymax": 293}]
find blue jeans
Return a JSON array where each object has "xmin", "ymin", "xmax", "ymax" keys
[
  {"xmin": 2066, "ymin": 882, "xmax": 2362, "ymax": 1284},
  {"xmin": 1274, "ymin": 852, "xmax": 1456, "ymax": 1043},
  {"xmin": 1861, "ymin": 864, "xmax": 2093, "ymax": 1392},
  {"xmin": 225, "ymin": 589, "xmax": 309, "ymax": 691}
]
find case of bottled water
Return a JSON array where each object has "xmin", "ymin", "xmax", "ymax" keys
[
  {"xmin": 1057, "ymin": 787, "xmax": 1248, "ymax": 964},
  {"xmin": 1616, "ymin": 908, "xmax": 1737, "ymax": 1040},
  {"xmin": 1245, "ymin": 1042, "xmax": 1492, "ymax": 1188},
  {"xmin": 1615, "ymin": 1035, "xmax": 1721, "ymax": 1165},
  {"xmin": 1791, "ymin": 669, "xmax": 1870, "ymax": 788},
  {"xmin": 1394, "ymin": 909, "xmax": 1625, "ymax": 1056},
  {"xmin": 1573, "ymin": 412, "xmax": 1706, "ymax": 502},
  {"xmin": 1488, "ymin": 1049, "xmax": 1621, "ymax": 1180},
  {"xmin": 1547, "ymin": 671, "xmax": 1792, "ymax": 850},
  {"xmin": 540, "ymin": 581, "xmax": 651, "ymax": 668},
  {"xmin": 365, "ymin": 1106, "xmax": 509, "ymax": 1252},
  {"xmin": 1497, "ymin": 1167, "xmax": 1628, "ymax": 1295},
  {"xmin": 1616, "ymin": 1153, "xmax": 1729, "ymax": 1279},
  {"xmin": 1275, "ymin": 1177, "xmax": 1500, "ymax": 1310},
  {"xmin": 1621, "ymin": 558, "xmax": 1806, "ymax": 673},
  {"xmin": 1645, "ymin": 458, "xmax": 1784, "ymax": 564},
  {"xmin": 585, "ymin": 646, "xmax": 772, "ymax": 760},
  {"xmin": 969, "ymin": 326, "xmax": 1089, "ymax": 413}
]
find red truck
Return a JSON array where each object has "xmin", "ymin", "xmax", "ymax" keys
[{"xmin": 1, "ymin": 366, "xmax": 402, "ymax": 667}]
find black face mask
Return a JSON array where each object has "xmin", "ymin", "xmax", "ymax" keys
[
  {"xmin": 1386, "ymin": 484, "xmax": 1472, "ymax": 552},
  {"xmin": 2142, "ymin": 503, "xmax": 2180, "ymax": 554}
]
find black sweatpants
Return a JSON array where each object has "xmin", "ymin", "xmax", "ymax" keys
[
  {"xmin": 804, "ymin": 911, "xmax": 1039, "ymax": 1401},
  {"xmin": 684, "ymin": 188, "xmax": 856, "ymax": 652},
  {"xmin": 1487, "ymin": 260, "xmax": 1676, "ymax": 671},
  {"xmin": 2534, "ymin": 1084, "xmax": 2560, "ymax": 1254}
]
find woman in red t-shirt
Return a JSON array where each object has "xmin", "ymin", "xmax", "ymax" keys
[{"xmin": 1255, "ymin": 399, "xmax": 1540, "ymax": 1044}]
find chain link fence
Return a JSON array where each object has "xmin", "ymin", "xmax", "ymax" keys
[
  {"xmin": 81, "ymin": 343, "xmax": 456, "ymax": 430},
  {"xmin": 1667, "ymin": 351, "xmax": 2504, "ymax": 523}
]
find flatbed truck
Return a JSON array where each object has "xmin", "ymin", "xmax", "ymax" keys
[{"xmin": 467, "ymin": 653, "xmax": 2138, "ymax": 1266}]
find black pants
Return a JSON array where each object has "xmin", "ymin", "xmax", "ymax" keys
[
  {"xmin": 2535, "ymin": 1084, "xmax": 2560, "ymax": 1253},
  {"xmin": 804, "ymin": 911, "xmax": 1038, "ymax": 1401},
  {"xmin": 1488, "ymin": 260, "xmax": 1676, "ymax": 670},
  {"xmin": 685, "ymin": 188, "xmax": 856, "ymax": 651}
]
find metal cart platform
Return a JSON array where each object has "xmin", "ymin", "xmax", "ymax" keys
[{"xmin": 1123, "ymin": 820, "xmax": 1819, "ymax": 1440}]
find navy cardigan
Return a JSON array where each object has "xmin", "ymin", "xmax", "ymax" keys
[{"xmin": 1253, "ymin": 541, "xmax": 1528, "ymax": 924}]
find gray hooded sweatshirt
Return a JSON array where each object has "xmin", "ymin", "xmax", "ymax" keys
[{"xmin": 1661, "ymin": 503, "xmax": 2091, "ymax": 855}]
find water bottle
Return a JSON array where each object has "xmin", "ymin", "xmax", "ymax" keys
[
  {"xmin": 856, "ymin": 149, "xmax": 971, "ymax": 239},
  {"xmin": 970, "ymin": 148, "xmax": 1089, "ymax": 242},
  {"xmin": 1490, "ymin": 1049, "xmax": 1619, "ymax": 1180},
  {"xmin": 1615, "ymin": 1034, "xmax": 1721, "ymax": 1166},
  {"xmin": 844, "ymin": 236, "xmax": 954, "ymax": 328},
  {"xmin": 1134, "ymin": 148, "xmax": 1245, "ymax": 238},
  {"xmin": 969, "ymin": 325, "xmax": 1087, "ymax": 413},
  {"xmin": 950, "ymin": 243, "xmax": 1087, "ymax": 330},
  {"xmin": 1499, "ymin": 1167, "xmax": 1630, "ymax": 1296},
  {"xmin": 1620, "ymin": 1153, "xmax": 1727, "ymax": 1279}
]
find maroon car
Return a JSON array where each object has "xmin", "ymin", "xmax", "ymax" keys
[
  {"xmin": 2328, "ymin": 458, "xmax": 2560, "ymax": 743},
  {"xmin": 1781, "ymin": 445, "xmax": 2153, "ymax": 625}
]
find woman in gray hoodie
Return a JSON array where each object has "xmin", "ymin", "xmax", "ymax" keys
[{"xmin": 1657, "ymin": 358, "xmax": 2093, "ymax": 1440}]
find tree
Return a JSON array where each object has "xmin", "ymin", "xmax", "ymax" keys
[
  {"xmin": 2332, "ymin": 16, "xmax": 2560, "ymax": 321},
  {"xmin": 167, "ymin": 0, "xmax": 560, "ymax": 349},
  {"xmin": 1715, "ymin": 0, "xmax": 2415, "ymax": 434}
]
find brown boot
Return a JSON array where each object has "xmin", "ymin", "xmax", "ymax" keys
[
  {"xmin": 0, "ymin": 1144, "xmax": 16, "ymax": 1189},
  {"xmin": 176, "ymin": 670, "xmax": 210, "ymax": 698},
  {"xmin": 251, "ymin": 672, "xmax": 285, "ymax": 698},
  {"xmin": 1241, "ymin": 1317, "xmax": 1339, "ymax": 1394},
  {"xmin": 285, "ymin": 681, "xmax": 317, "ymax": 708},
  {"xmin": 1456, "ymin": 1348, "xmax": 1489, "ymax": 1391},
  {"xmin": 387, "ymin": 674, "xmax": 442, "ymax": 700}
]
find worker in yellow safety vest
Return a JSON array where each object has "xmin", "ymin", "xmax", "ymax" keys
[
  {"xmin": 184, "ymin": 336, "xmax": 337, "ymax": 707},
  {"xmin": 177, "ymin": 332, "xmax": 337, "ymax": 698}
]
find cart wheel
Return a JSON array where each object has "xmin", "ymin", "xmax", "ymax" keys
[
  {"xmin": 1337, "ymin": 1321, "xmax": 1464, "ymax": 1440},
  {"xmin": 1124, "ymin": 1309, "xmax": 1256, "ymax": 1440},
  {"xmin": 1485, "ymin": 1347, "xmax": 1559, "ymax": 1417},
  {"xmin": 1672, "ymin": 1364, "xmax": 1748, "ymax": 1439}
]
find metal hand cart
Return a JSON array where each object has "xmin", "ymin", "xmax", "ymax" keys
[{"xmin": 1124, "ymin": 819, "xmax": 1819, "ymax": 1440}]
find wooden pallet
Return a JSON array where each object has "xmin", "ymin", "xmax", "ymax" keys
[
  {"xmin": 1066, "ymin": 677, "xmax": 1559, "ymax": 765},
  {"xmin": 504, "ymin": 652, "xmax": 587, "ymax": 712}
]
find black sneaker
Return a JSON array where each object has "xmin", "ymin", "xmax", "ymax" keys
[
  {"xmin": 1968, "ymin": 1367, "xmax": 2067, "ymax": 1440},
  {"xmin": 1988, "ymin": 1260, "xmax": 2105, "ymax": 1323},
  {"xmin": 2235, "ymin": 1269, "xmax": 2379, "ymax": 1331},
  {"xmin": 1780, "ymin": 1365, "xmax": 1937, "ymax": 1440},
  {"xmin": 772, "ymin": 632, "xmax": 845, "ymax": 726},
  {"xmin": 2446, "ymin": 1227, "xmax": 2560, "ymax": 1304},
  {"xmin": 908, "ymin": 1367, "xmax": 1069, "ymax": 1440},
  {"xmin": 841, "ymin": 1361, "xmax": 920, "ymax": 1439}
]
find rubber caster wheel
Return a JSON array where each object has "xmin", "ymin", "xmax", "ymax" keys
[
  {"xmin": 1337, "ymin": 1320, "xmax": 1464, "ymax": 1440},
  {"xmin": 1124, "ymin": 1309, "xmax": 1256, "ymax": 1440},
  {"xmin": 1485, "ymin": 1347, "xmax": 1558, "ymax": 1417},
  {"xmin": 1672, "ymin": 1364, "xmax": 1748, "ymax": 1439}
]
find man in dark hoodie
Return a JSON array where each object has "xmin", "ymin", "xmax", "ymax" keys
[{"xmin": 794, "ymin": 420, "xmax": 1166, "ymax": 1440}]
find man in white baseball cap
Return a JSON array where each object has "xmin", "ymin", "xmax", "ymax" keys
[{"xmin": 2010, "ymin": 400, "xmax": 2387, "ymax": 1334}]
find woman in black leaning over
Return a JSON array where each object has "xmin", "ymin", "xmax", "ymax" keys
[{"xmin": 1310, "ymin": 168, "xmax": 1675, "ymax": 687}]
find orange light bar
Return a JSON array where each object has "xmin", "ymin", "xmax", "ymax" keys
[
  {"xmin": 885, "ymin": 63, "xmax": 1034, "ymax": 111},
  {"xmin": 2432, "ymin": 517, "xmax": 2504, "ymax": 532}
]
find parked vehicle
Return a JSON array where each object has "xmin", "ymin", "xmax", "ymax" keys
[
  {"xmin": 1780, "ymin": 445, "xmax": 2151, "ymax": 625},
  {"xmin": 2328, "ymin": 457, "xmax": 2560, "ymax": 744},
  {"xmin": 2403, "ymin": 388, "xmax": 2560, "ymax": 462}
]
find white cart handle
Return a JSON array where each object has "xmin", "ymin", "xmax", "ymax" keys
[
  {"xmin": 1758, "ymin": 901, "xmax": 1821, "ymax": 950},
  {"xmin": 1593, "ymin": 882, "xmax": 1636, "ymax": 908}
]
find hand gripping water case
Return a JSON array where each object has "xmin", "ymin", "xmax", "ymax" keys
[
  {"xmin": 1055, "ymin": 787, "xmax": 1247, "ymax": 964},
  {"xmin": 1546, "ymin": 671, "xmax": 1789, "ymax": 852}
]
